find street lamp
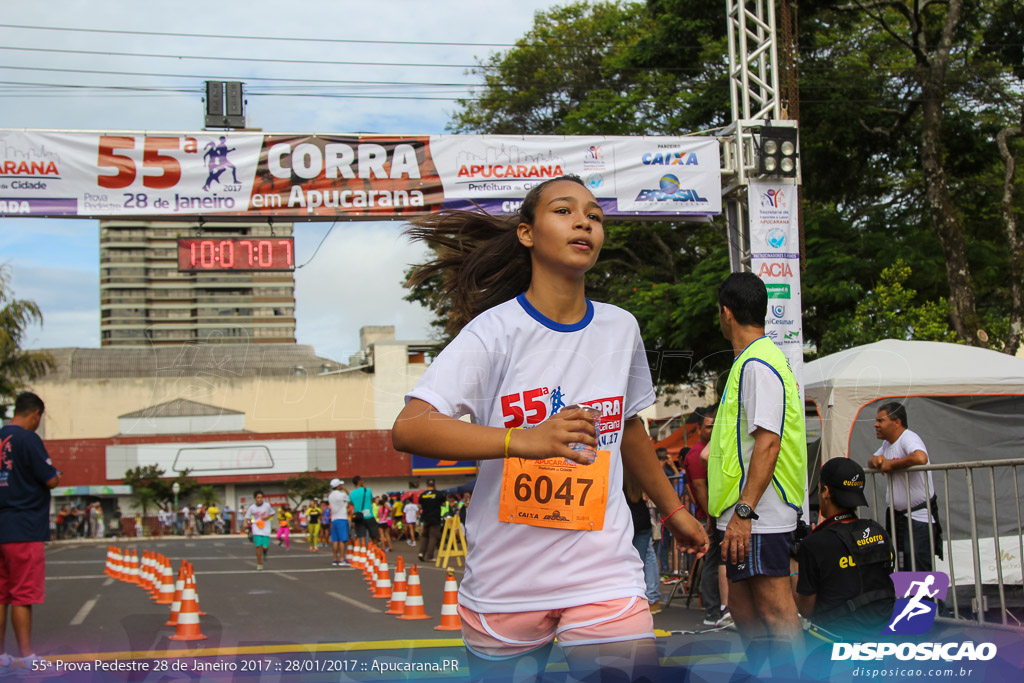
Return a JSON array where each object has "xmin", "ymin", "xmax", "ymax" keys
[{"xmin": 172, "ymin": 482, "xmax": 180, "ymax": 535}]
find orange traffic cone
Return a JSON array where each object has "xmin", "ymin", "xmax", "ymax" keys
[
  {"xmin": 372, "ymin": 554, "xmax": 392, "ymax": 599},
  {"xmin": 139, "ymin": 550, "xmax": 151, "ymax": 588},
  {"xmin": 144, "ymin": 552, "xmax": 157, "ymax": 593},
  {"xmin": 386, "ymin": 556, "xmax": 407, "ymax": 615},
  {"xmin": 149, "ymin": 555, "xmax": 165, "ymax": 599},
  {"xmin": 155, "ymin": 556, "xmax": 175, "ymax": 604},
  {"xmin": 165, "ymin": 563, "xmax": 187, "ymax": 626},
  {"xmin": 137, "ymin": 550, "xmax": 149, "ymax": 588},
  {"xmin": 168, "ymin": 574, "xmax": 207, "ymax": 641},
  {"xmin": 398, "ymin": 564, "xmax": 430, "ymax": 620},
  {"xmin": 104, "ymin": 546, "xmax": 115, "ymax": 577},
  {"xmin": 370, "ymin": 551, "xmax": 386, "ymax": 591},
  {"xmin": 125, "ymin": 549, "xmax": 139, "ymax": 584},
  {"xmin": 353, "ymin": 539, "xmax": 365, "ymax": 570},
  {"xmin": 186, "ymin": 562, "xmax": 207, "ymax": 616},
  {"xmin": 116, "ymin": 548, "xmax": 128, "ymax": 582},
  {"xmin": 362, "ymin": 554, "xmax": 374, "ymax": 583},
  {"xmin": 434, "ymin": 568, "xmax": 462, "ymax": 631},
  {"xmin": 345, "ymin": 542, "xmax": 354, "ymax": 566},
  {"xmin": 110, "ymin": 548, "xmax": 123, "ymax": 581}
]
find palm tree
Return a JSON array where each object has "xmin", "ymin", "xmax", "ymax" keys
[
  {"xmin": 196, "ymin": 485, "xmax": 219, "ymax": 507},
  {"xmin": 0, "ymin": 264, "xmax": 54, "ymax": 413},
  {"xmin": 134, "ymin": 487, "xmax": 158, "ymax": 536}
]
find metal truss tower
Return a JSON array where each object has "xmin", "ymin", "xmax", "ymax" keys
[{"xmin": 720, "ymin": 0, "xmax": 799, "ymax": 272}]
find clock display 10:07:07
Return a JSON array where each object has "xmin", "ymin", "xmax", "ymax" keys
[{"xmin": 177, "ymin": 237, "xmax": 295, "ymax": 271}]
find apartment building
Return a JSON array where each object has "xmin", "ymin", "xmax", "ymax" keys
[{"xmin": 99, "ymin": 220, "xmax": 296, "ymax": 346}]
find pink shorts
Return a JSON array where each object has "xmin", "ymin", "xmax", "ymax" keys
[
  {"xmin": 0, "ymin": 542, "xmax": 46, "ymax": 605},
  {"xmin": 457, "ymin": 597, "xmax": 654, "ymax": 659}
]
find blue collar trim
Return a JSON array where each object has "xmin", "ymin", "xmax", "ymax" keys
[{"xmin": 516, "ymin": 293, "xmax": 594, "ymax": 332}]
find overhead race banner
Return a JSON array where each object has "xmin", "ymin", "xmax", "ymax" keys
[
  {"xmin": 749, "ymin": 180, "xmax": 804, "ymax": 395},
  {"xmin": 0, "ymin": 129, "xmax": 721, "ymax": 220}
]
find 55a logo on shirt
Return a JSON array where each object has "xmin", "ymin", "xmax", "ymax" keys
[
  {"xmin": 501, "ymin": 387, "xmax": 551, "ymax": 427},
  {"xmin": 501, "ymin": 390, "xmax": 625, "ymax": 446}
]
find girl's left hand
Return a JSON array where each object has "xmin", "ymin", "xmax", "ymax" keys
[{"xmin": 665, "ymin": 508, "xmax": 709, "ymax": 558}]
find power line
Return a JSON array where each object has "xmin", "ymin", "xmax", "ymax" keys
[
  {"xmin": 0, "ymin": 65, "xmax": 485, "ymax": 88},
  {"xmin": 0, "ymin": 45, "xmax": 488, "ymax": 71},
  {"xmin": 0, "ymin": 23, "xmax": 521, "ymax": 48}
]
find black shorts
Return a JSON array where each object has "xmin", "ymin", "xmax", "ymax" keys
[
  {"xmin": 355, "ymin": 516, "xmax": 380, "ymax": 540},
  {"xmin": 725, "ymin": 532, "xmax": 792, "ymax": 581}
]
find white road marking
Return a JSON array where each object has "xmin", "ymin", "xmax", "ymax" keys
[
  {"xmin": 327, "ymin": 592, "xmax": 379, "ymax": 613},
  {"xmin": 50, "ymin": 567, "xmax": 357, "ymax": 580},
  {"xmin": 272, "ymin": 572, "xmax": 299, "ymax": 581},
  {"xmin": 70, "ymin": 597, "xmax": 98, "ymax": 626},
  {"xmin": 103, "ymin": 578, "xmax": 113, "ymax": 586}
]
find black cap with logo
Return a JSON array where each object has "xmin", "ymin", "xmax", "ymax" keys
[{"xmin": 820, "ymin": 458, "xmax": 869, "ymax": 509}]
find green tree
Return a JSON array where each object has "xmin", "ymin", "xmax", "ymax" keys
[
  {"xmin": 415, "ymin": 0, "xmax": 736, "ymax": 389},
  {"xmin": 0, "ymin": 264, "xmax": 54, "ymax": 415},
  {"xmin": 820, "ymin": 260, "xmax": 955, "ymax": 353},
  {"xmin": 797, "ymin": 0, "xmax": 1024, "ymax": 351},
  {"xmin": 194, "ymin": 485, "xmax": 219, "ymax": 506},
  {"xmin": 122, "ymin": 464, "xmax": 199, "ymax": 509},
  {"xmin": 422, "ymin": 0, "xmax": 1023, "ymax": 373},
  {"xmin": 132, "ymin": 487, "xmax": 159, "ymax": 533},
  {"xmin": 283, "ymin": 471, "xmax": 330, "ymax": 508}
]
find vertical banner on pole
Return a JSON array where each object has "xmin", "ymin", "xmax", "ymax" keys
[
  {"xmin": 749, "ymin": 180, "xmax": 808, "ymax": 519},
  {"xmin": 748, "ymin": 181, "xmax": 803, "ymax": 400}
]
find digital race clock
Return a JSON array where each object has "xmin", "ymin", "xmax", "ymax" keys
[{"xmin": 177, "ymin": 237, "xmax": 295, "ymax": 272}]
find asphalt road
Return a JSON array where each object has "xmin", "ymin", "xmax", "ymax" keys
[
  {"xmin": 15, "ymin": 537, "xmax": 1024, "ymax": 681},
  {"xmin": 26, "ymin": 535, "xmax": 726, "ymax": 681}
]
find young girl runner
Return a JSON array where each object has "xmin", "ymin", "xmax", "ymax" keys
[
  {"xmin": 377, "ymin": 496, "xmax": 394, "ymax": 551},
  {"xmin": 306, "ymin": 500, "xmax": 322, "ymax": 552},
  {"xmin": 275, "ymin": 504, "xmax": 293, "ymax": 550},
  {"xmin": 392, "ymin": 176, "xmax": 707, "ymax": 679}
]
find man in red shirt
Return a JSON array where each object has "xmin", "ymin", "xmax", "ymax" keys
[{"xmin": 683, "ymin": 406, "xmax": 730, "ymax": 626}]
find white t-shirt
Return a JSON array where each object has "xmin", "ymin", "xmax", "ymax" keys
[
  {"xmin": 717, "ymin": 360, "xmax": 799, "ymax": 533},
  {"xmin": 874, "ymin": 429, "xmax": 934, "ymax": 523},
  {"xmin": 328, "ymin": 490, "xmax": 350, "ymax": 522},
  {"xmin": 246, "ymin": 502, "xmax": 274, "ymax": 536},
  {"xmin": 406, "ymin": 295, "xmax": 656, "ymax": 613},
  {"xmin": 403, "ymin": 502, "xmax": 419, "ymax": 523}
]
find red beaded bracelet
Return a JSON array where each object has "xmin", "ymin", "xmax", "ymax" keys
[{"xmin": 660, "ymin": 503, "xmax": 687, "ymax": 526}]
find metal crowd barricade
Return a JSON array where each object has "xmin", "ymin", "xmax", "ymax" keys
[{"xmin": 865, "ymin": 458, "xmax": 1024, "ymax": 626}]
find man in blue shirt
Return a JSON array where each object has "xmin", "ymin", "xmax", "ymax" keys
[{"xmin": 0, "ymin": 392, "xmax": 60, "ymax": 674}]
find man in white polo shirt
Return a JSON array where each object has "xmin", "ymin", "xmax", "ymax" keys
[{"xmin": 868, "ymin": 402, "xmax": 940, "ymax": 572}]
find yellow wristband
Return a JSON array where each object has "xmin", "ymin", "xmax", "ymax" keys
[{"xmin": 504, "ymin": 427, "xmax": 521, "ymax": 458}]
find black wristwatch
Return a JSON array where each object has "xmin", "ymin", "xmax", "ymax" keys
[{"xmin": 735, "ymin": 503, "xmax": 759, "ymax": 520}]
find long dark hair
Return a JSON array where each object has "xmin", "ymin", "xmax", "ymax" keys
[{"xmin": 405, "ymin": 175, "xmax": 587, "ymax": 335}]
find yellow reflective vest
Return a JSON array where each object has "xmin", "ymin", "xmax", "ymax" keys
[{"xmin": 707, "ymin": 336, "xmax": 806, "ymax": 517}]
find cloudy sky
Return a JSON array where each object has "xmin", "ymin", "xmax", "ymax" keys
[{"xmin": 0, "ymin": 0, "xmax": 568, "ymax": 362}]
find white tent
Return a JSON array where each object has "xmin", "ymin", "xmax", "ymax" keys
[
  {"xmin": 805, "ymin": 339, "xmax": 1024, "ymax": 585},
  {"xmin": 805, "ymin": 339, "xmax": 1024, "ymax": 462}
]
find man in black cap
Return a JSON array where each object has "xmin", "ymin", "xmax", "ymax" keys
[
  {"xmin": 417, "ymin": 479, "xmax": 443, "ymax": 563},
  {"xmin": 791, "ymin": 458, "xmax": 896, "ymax": 639}
]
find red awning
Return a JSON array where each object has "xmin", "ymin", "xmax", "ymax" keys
[{"xmin": 652, "ymin": 423, "xmax": 698, "ymax": 458}]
